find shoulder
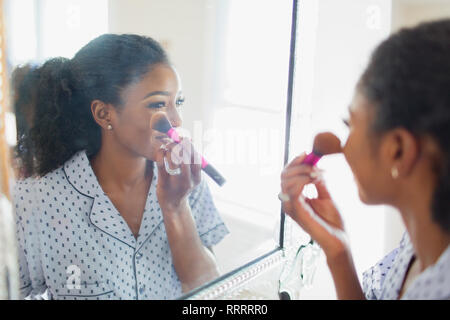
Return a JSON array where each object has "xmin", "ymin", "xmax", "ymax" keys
[
  {"xmin": 12, "ymin": 172, "xmax": 63, "ymax": 216},
  {"xmin": 12, "ymin": 177, "xmax": 39, "ymax": 226},
  {"xmin": 27, "ymin": 166, "xmax": 67, "ymax": 199},
  {"xmin": 403, "ymin": 244, "xmax": 450, "ymax": 299},
  {"xmin": 12, "ymin": 176, "xmax": 39, "ymax": 206},
  {"xmin": 362, "ymin": 232, "xmax": 409, "ymax": 299},
  {"xmin": 33, "ymin": 150, "xmax": 88, "ymax": 193},
  {"xmin": 13, "ymin": 152, "xmax": 84, "ymax": 208},
  {"xmin": 12, "ymin": 176, "xmax": 37, "ymax": 197}
]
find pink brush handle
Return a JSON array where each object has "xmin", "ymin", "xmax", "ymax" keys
[
  {"xmin": 302, "ymin": 152, "xmax": 322, "ymax": 166},
  {"xmin": 166, "ymin": 128, "xmax": 209, "ymax": 169},
  {"xmin": 167, "ymin": 128, "xmax": 181, "ymax": 143}
]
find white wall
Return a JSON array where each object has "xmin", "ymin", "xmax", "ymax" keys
[{"xmin": 392, "ymin": 0, "xmax": 450, "ymax": 31}]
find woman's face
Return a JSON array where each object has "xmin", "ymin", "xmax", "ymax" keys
[
  {"xmin": 342, "ymin": 90, "xmax": 394, "ymax": 204},
  {"xmin": 109, "ymin": 63, "xmax": 184, "ymax": 161}
]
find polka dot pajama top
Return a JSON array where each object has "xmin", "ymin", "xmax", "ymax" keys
[
  {"xmin": 13, "ymin": 150, "xmax": 229, "ymax": 300},
  {"xmin": 362, "ymin": 232, "xmax": 450, "ymax": 299}
]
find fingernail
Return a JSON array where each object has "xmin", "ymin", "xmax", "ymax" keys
[{"xmin": 310, "ymin": 168, "xmax": 324, "ymax": 180}]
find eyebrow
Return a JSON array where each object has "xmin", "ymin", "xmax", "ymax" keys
[
  {"xmin": 142, "ymin": 90, "xmax": 184, "ymax": 100},
  {"xmin": 142, "ymin": 91, "xmax": 170, "ymax": 99}
]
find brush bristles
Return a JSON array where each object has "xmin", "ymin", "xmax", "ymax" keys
[
  {"xmin": 312, "ymin": 132, "xmax": 342, "ymax": 156},
  {"xmin": 150, "ymin": 112, "xmax": 172, "ymax": 133}
]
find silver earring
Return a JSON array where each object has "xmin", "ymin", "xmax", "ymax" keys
[
  {"xmin": 391, "ymin": 166, "xmax": 399, "ymax": 179},
  {"xmin": 107, "ymin": 124, "xmax": 113, "ymax": 130}
]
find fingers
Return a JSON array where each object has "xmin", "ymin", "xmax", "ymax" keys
[
  {"xmin": 280, "ymin": 153, "xmax": 348, "ymax": 253},
  {"xmin": 156, "ymin": 137, "xmax": 202, "ymax": 189},
  {"xmin": 284, "ymin": 152, "xmax": 307, "ymax": 169},
  {"xmin": 155, "ymin": 138, "xmax": 173, "ymax": 181},
  {"xmin": 314, "ymin": 179, "xmax": 332, "ymax": 200},
  {"xmin": 281, "ymin": 153, "xmax": 327, "ymax": 204},
  {"xmin": 281, "ymin": 153, "xmax": 320, "ymax": 200},
  {"xmin": 281, "ymin": 175, "xmax": 313, "ymax": 196},
  {"xmin": 280, "ymin": 171, "xmax": 314, "ymax": 219},
  {"xmin": 281, "ymin": 164, "xmax": 315, "ymax": 179},
  {"xmin": 291, "ymin": 195, "xmax": 342, "ymax": 237},
  {"xmin": 171, "ymin": 137, "xmax": 201, "ymax": 182},
  {"xmin": 306, "ymin": 198, "xmax": 343, "ymax": 229},
  {"xmin": 285, "ymin": 194, "xmax": 323, "ymax": 237},
  {"xmin": 166, "ymin": 141, "xmax": 184, "ymax": 168}
]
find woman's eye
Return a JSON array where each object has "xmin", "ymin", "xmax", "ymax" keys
[
  {"xmin": 176, "ymin": 97, "xmax": 185, "ymax": 107},
  {"xmin": 342, "ymin": 118, "xmax": 350, "ymax": 128},
  {"xmin": 147, "ymin": 102, "xmax": 166, "ymax": 109}
]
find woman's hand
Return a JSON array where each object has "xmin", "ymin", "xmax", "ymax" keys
[
  {"xmin": 153, "ymin": 137, "xmax": 219, "ymax": 291},
  {"xmin": 155, "ymin": 137, "xmax": 202, "ymax": 213},
  {"xmin": 281, "ymin": 153, "xmax": 347, "ymax": 257}
]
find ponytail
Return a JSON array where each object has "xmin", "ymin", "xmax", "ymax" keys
[
  {"xmin": 29, "ymin": 57, "xmax": 101, "ymax": 176},
  {"xmin": 11, "ymin": 64, "xmax": 39, "ymax": 178}
]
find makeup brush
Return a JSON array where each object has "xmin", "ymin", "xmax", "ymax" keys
[
  {"xmin": 150, "ymin": 112, "xmax": 226, "ymax": 186},
  {"xmin": 302, "ymin": 132, "xmax": 342, "ymax": 166}
]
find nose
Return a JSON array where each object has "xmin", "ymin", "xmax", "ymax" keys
[
  {"xmin": 341, "ymin": 138, "xmax": 350, "ymax": 162},
  {"xmin": 166, "ymin": 106, "xmax": 182, "ymax": 128}
]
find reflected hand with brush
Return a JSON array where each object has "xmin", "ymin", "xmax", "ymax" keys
[
  {"xmin": 280, "ymin": 132, "xmax": 349, "ymax": 255},
  {"xmin": 150, "ymin": 112, "xmax": 226, "ymax": 187}
]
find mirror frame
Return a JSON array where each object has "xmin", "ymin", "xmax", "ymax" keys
[{"xmin": 179, "ymin": 0, "xmax": 299, "ymax": 300}]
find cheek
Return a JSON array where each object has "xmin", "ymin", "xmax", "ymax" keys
[
  {"xmin": 343, "ymin": 133, "xmax": 358, "ymax": 174},
  {"xmin": 343, "ymin": 134, "xmax": 374, "ymax": 202},
  {"xmin": 115, "ymin": 111, "xmax": 154, "ymax": 149}
]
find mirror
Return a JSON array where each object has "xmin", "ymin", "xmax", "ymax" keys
[
  {"xmin": 179, "ymin": 0, "xmax": 395, "ymax": 300},
  {"xmin": 3, "ymin": 0, "xmax": 294, "ymax": 299}
]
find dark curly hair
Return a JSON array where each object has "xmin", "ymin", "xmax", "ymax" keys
[
  {"xmin": 358, "ymin": 19, "xmax": 450, "ymax": 233},
  {"xmin": 11, "ymin": 64, "xmax": 40, "ymax": 178},
  {"xmin": 17, "ymin": 34, "xmax": 169, "ymax": 177}
]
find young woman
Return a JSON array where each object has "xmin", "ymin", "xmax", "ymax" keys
[
  {"xmin": 281, "ymin": 19, "xmax": 450, "ymax": 299},
  {"xmin": 13, "ymin": 34, "xmax": 229, "ymax": 300}
]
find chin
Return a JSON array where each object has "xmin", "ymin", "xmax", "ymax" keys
[
  {"xmin": 143, "ymin": 150, "xmax": 157, "ymax": 162},
  {"xmin": 359, "ymin": 194, "xmax": 372, "ymax": 204},
  {"xmin": 357, "ymin": 189, "xmax": 369, "ymax": 204},
  {"xmin": 357, "ymin": 188, "xmax": 383, "ymax": 205},
  {"xmin": 356, "ymin": 182, "xmax": 372, "ymax": 205}
]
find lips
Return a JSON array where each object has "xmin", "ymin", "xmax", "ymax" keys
[
  {"xmin": 152, "ymin": 135, "xmax": 174, "ymax": 148},
  {"xmin": 154, "ymin": 135, "xmax": 169, "ymax": 141}
]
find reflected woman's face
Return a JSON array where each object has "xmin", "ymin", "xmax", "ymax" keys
[
  {"xmin": 342, "ymin": 90, "xmax": 394, "ymax": 205},
  {"xmin": 110, "ymin": 63, "xmax": 185, "ymax": 161}
]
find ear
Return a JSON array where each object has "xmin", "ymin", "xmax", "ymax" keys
[
  {"xmin": 90, "ymin": 100, "xmax": 114, "ymax": 130},
  {"xmin": 382, "ymin": 128, "xmax": 420, "ymax": 178}
]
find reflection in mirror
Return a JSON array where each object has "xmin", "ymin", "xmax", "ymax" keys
[
  {"xmin": 4, "ymin": 0, "xmax": 293, "ymax": 299},
  {"xmin": 286, "ymin": 0, "xmax": 393, "ymax": 299}
]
